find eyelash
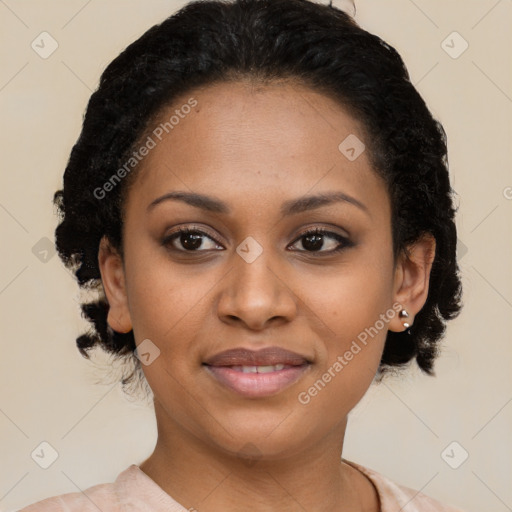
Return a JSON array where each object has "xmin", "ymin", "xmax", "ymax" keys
[{"xmin": 162, "ymin": 226, "xmax": 353, "ymax": 255}]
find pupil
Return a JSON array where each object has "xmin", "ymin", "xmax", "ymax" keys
[
  {"xmin": 303, "ymin": 234, "xmax": 323, "ymax": 251},
  {"xmin": 182, "ymin": 232, "xmax": 202, "ymax": 250}
]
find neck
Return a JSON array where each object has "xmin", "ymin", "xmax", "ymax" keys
[{"xmin": 138, "ymin": 401, "xmax": 378, "ymax": 512}]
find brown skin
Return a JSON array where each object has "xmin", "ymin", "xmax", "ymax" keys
[{"xmin": 98, "ymin": 80, "xmax": 435, "ymax": 511}]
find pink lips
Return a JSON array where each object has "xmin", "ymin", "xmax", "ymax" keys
[{"xmin": 203, "ymin": 346, "xmax": 311, "ymax": 398}]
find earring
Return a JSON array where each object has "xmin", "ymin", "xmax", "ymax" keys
[{"xmin": 399, "ymin": 309, "xmax": 411, "ymax": 329}]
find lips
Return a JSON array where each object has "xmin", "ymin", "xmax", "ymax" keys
[
  {"xmin": 203, "ymin": 346, "xmax": 311, "ymax": 367},
  {"xmin": 203, "ymin": 346, "xmax": 312, "ymax": 398}
]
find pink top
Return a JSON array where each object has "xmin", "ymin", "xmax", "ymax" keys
[{"xmin": 19, "ymin": 460, "xmax": 465, "ymax": 511}]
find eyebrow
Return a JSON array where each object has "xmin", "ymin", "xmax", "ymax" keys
[{"xmin": 147, "ymin": 190, "xmax": 369, "ymax": 217}]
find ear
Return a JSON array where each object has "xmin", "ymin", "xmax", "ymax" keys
[
  {"xmin": 389, "ymin": 233, "xmax": 436, "ymax": 333},
  {"xmin": 98, "ymin": 236, "xmax": 132, "ymax": 333}
]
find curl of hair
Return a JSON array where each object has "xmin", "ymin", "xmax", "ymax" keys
[{"xmin": 54, "ymin": 0, "xmax": 462, "ymax": 395}]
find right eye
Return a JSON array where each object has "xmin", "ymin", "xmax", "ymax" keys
[{"xmin": 162, "ymin": 227, "xmax": 225, "ymax": 252}]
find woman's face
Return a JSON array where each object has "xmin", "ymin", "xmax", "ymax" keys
[{"xmin": 101, "ymin": 80, "xmax": 417, "ymax": 460}]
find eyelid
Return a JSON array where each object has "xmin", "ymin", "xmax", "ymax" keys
[
  {"xmin": 291, "ymin": 224, "xmax": 350, "ymax": 242},
  {"xmin": 165, "ymin": 224, "xmax": 223, "ymax": 243}
]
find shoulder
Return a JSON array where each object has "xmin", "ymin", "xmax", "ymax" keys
[
  {"xmin": 18, "ymin": 485, "xmax": 116, "ymax": 511},
  {"xmin": 18, "ymin": 465, "xmax": 142, "ymax": 511},
  {"xmin": 344, "ymin": 459, "xmax": 466, "ymax": 512},
  {"xmin": 18, "ymin": 464, "xmax": 186, "ymax": 511},
  {"xmin": 18, "ymin": 479, "xmax": 120, "ymax": 512}
]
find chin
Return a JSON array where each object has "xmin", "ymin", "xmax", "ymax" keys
[{"xmin": 200, "ymin": 413, "xmax": 324, "ymax": 463}]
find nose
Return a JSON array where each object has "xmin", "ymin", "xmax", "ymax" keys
[{"xmin": 216, "ymin": 247, "xmax": 298, "ymax": 331}]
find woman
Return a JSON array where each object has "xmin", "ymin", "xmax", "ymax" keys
[{"xmin": 21, "ymin": 0, "xmax": 464, "ymax": 510}]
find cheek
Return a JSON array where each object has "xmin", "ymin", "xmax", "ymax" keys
[
  {"xmin": 125, "ymin": 267, "xmax": 209, "ymax": 406},
  {"xmin": 122, "ymin": 243, "xmax": 194, "ymax": 344},
  {"xmin": 294, "ymin": 294, "xmax": 389, "ymax": 430},
  {"xmin": 293, "ymin": 253, "xmax": 393, "ymax": 407},
  {"xmin": 294, "ymin": 252, "xmax": 394, "ymax": 343}
]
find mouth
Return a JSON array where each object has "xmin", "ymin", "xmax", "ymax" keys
[{"xmin": 203, "ymin": 346, "xmax": 312, "ymax": 398}]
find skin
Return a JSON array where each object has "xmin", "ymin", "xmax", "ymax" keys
[{"xmin": 98, "ymin": 80, "xmax": 435, "ymax": 512}]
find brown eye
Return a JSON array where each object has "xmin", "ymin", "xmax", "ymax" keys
[
  {"xmin": 289, "ymin": 228, "xmax": 352, "ymax": 254},
  {"xmin": 163, "ymin": 228, "xmax": 223, "ymax": 252}
]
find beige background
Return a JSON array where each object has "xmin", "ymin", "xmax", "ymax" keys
[{"xmin": 1, "ymin": 1, "xmax": 511, "ymax": 510}]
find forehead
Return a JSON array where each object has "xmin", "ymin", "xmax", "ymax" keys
[{"xmin": 126, "ymin": 80, "xmax": 387, "ymax": 217}]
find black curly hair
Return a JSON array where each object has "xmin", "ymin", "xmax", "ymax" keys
[{"xmin": 53, "ymin": 0, "xmax": 462, "ymax": 395}]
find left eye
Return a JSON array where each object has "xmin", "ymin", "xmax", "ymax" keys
[{"xmin": 288, "ymin": 228, "xmax": 350, "ymax": 253}]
